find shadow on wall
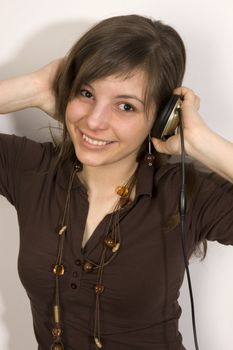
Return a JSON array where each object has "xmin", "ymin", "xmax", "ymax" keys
[{"xmin": 0, "ymin": 19, "xmax": 94, "ymax": 350}]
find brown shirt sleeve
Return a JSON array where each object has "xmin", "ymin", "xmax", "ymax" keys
[
  {"xmin": 0, "ymin": 133, "xmax": 23, "ymax": 204},
  {"xmin": 189, "ymin": 169, "xmax": 233, "ymax": 245},
  {"xmin": 0, "ymin": 133, "xmax": 54, "ymax": 206},
  {"xmin": 154, "ymin": 162, "xmax": 233, "ymax": 247}
]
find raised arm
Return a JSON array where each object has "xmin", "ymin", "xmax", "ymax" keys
[
  {"xmin": 152, "ymin": 87, "xmax": 233, "ymax": 183},
  {"xmin": 0, "ymin": 59, "xmax": 63, "ymax": 117}
]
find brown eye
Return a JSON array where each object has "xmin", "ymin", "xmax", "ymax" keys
[
  {"xmin": 119, "ymin": 103, "xmax": 134, "ymax": 112},
  {"xmin": 80, "ymin": 89, "xmax": 93, "ymax": 99}
]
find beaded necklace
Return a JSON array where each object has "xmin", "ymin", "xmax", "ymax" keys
[{"xmin": 50, "ymin": 163, "xmax": 138, "ymax": 350}]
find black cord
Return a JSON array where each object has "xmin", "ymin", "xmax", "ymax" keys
[{"xmin": 178, "ymin": 107, "xmax": 200, "ymax": 350}]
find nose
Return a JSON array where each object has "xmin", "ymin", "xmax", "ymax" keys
[{"xmin": 86, "ymin": 102, "xmax": 110, "ymax": 131}]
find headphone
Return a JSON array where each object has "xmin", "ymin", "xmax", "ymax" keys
[
  {"xmin": 151, "ymin": 95, "xmax": 182, "ymax": 139},
  {"xmin": 151, "ymin": 95, "xmax": 200, "ymax": 350}
]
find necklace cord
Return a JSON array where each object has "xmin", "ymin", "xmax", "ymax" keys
[
  {"xmin": 51, "ymin": 163, "xmax": 138, "ymax": 349},
  {"xmin": 178, "ymin": 108, "xmax": 200, "ymax": 350},
  {"xmin": 93, "ymin": 169, "xmax": 138, "ymax": 348},
  {"xmin": 51, "ymin": 165, "xmax": 79, "ymax": 349}
]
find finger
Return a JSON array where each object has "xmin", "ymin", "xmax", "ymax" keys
[
  {"xmin": 151, "ymin": 137, "xmax": 170, "ymax": 155},
  {"xmin": 174, "ymin": 87, "xmax": 200, "ymax": 110},
  {"xmin": 173, "ymin": 87, "xmax": 182, "ymax": 95},
  {"xmin": 175, "ymin": 86, "xmax": 196, "ymax": 101}
]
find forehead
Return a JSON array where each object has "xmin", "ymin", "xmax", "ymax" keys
[{"xmin": 91, "ymin": 69, "xmax": 148, "ymax": 94}]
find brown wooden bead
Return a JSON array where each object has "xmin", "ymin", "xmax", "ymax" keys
[
  {"xmin": 116, "ymin": 185, "xmax": 129, "ymax": 197},
  {"xmin": 83, "ymin": 261, "xmax": 93, "ymax": 273},
  {"xmin": 144, "ymin": 153, "xmax": 155, "ymax": 166},
  {"xmin": 53, "ymin": 264, "xmax": 65, "ymax": 276},
  {"xmin": 74, "ymin": 163, "xmax": 82, "ymax": 172},
  {"xmin": 95, "ymin": 285, "xmax": 105, "ymax": 294},
  {"xmin": 104, "ymin": 236, "xmax": 115, "ymax": 248}
]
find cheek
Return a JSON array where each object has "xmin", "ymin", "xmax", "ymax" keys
[
  {"xmin": 65, "ymin": 103, "xmax": 80, "ymax": 141},
  {"xmin": 65, "ymin": 100, "xmax": 88, "ymax": 124},
  {"xmin": 65, "ymin": 102, "xmax": 78, "ymax": 124},
  {"xmin": 117, "ymin": 120, "xmax": 151, "ymax": 145}
]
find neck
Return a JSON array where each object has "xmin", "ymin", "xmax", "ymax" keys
[{"xmin": 79, "ymin": 158, "xmax": 139, "ymax": 197}]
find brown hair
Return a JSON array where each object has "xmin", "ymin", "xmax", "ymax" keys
[{"xmin": 53, "ymin": 14, "xmax": 186, "ymax": 163}]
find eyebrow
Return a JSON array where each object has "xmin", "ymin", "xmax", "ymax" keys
[{"xmin": 116, "ymin": 95, "xmax": 145, "ymax": 106}]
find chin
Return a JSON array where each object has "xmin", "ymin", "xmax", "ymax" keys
[
  {"xmin": 74, "ymin": 149, "xmax": 107, "ymax": 167},
  {"xmin": 73, "ymin": 141, "xmax": 139, "ymax": 169}
]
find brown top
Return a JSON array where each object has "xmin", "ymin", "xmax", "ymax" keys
[{"xmin": 1, "ymin": 133, "xmax": 233, "ymax": 350}]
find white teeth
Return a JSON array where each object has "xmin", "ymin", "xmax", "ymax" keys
[{"xmin": 82, "ymin": 133, "xmax": 111, "ymax": 146}]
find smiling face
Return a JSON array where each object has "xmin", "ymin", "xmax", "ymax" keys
[{"xmin": 65, "ymin": 69, "xmax": 155, "ymax": 169}]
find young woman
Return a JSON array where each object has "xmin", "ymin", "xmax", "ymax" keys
[{"xmin": 0, "ymin": 14, "xmax": 233, "ymax": 350}]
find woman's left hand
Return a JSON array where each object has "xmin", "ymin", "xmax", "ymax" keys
[
  {"xmin": 151, "ymin": 86, "xmax": 209, "ymax": 157},
  {"xmin": 152, "ymin": 87, "xmax": 233, "ymax": 183}
]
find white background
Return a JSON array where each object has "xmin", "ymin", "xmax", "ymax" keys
[{"xmin": 0, "ymin": 0, "xmax": 233, "ymax": 349}]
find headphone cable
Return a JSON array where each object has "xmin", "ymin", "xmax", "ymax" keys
[{"xmin": 178, "ymin": 107, "xmax": 200, "ymax": 350}]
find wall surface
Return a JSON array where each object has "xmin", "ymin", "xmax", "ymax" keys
[{"xmin": 0, "ymin": 1, "xmax": 233, "ymax": 349}]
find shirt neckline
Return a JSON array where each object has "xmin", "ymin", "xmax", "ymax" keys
[{"xmin": 56, "ymin": 157, "xmax": 155, "ymax": 198}]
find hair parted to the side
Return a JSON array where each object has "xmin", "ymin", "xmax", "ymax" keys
[{"xmin": 53, "ymin": 14, "xmax": 186, "ymax": 164}]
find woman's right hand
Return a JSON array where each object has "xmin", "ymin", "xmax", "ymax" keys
[
  {"xmin": 0, "ymin": 58, "xmax": 64, "ymax": 118},
  {"xmin": 32, "ymin": 58, "xmax": 64, "ymax": 117}
]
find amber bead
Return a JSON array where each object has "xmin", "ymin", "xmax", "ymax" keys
[
  {"xmin": 53, "ymin": 264, "xmax": 65, "ymax": 276},
  {"xmin": 52, "ymin": 328, "xmax": 61, "ymax": 337},
  {"xmin": 144, "ymin": 153, "xmax": 155, "ymax": 166},
  {"xmin": 116, "ymin": 185, "xmax": 129, "ymax": 197},
  {"xmin": 104, "ymin": 236, "xmax": 115, "ymax": 249},
  {"xmin": 95, "ymin": 285, "xmax": 105, "ymax": 294},
  {"xmin": 83, "ymin": 261, "xmax": 93, "ymax": 273},
  {"xmin": 51, "ymin": 341, "xmax": 64, "ymax": 350}
]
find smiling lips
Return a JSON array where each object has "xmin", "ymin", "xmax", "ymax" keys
[{"xmin": 82, "ymin": 133, "xmax": 114, "ymax": 146}]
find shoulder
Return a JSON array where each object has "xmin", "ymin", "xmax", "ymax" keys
[
  {"xmin": 154, "ymin": 161, "xmax": 181, "ymax": 184},
  {"xmin": 153, "ymin": 160, "xmax": 219, "ymax": 205},
  {"xmin": 153, "ymin": 161, "xmax": 183, "ymax": 195},
  {"xmin": 0, "ymin": 133, "xmax": 56, "ymax": 171},
  {"xmin": 154, "ymin": 159, "xmax": 215, "ymax": 189}
]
